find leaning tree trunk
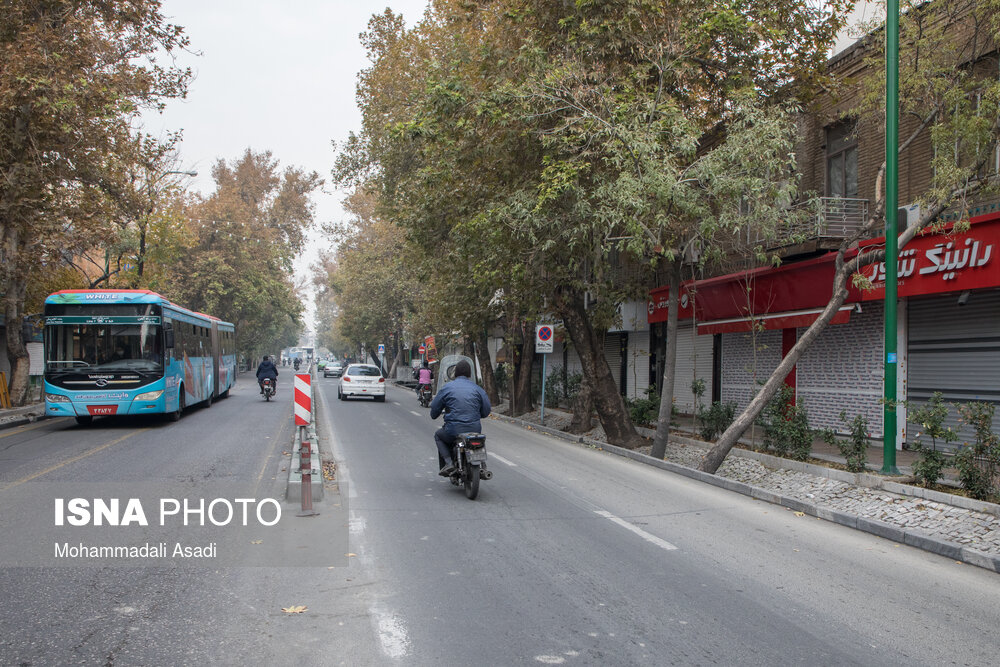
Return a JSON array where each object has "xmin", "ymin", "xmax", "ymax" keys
[
  {"xmin": 4, "ymin": 275, "xmax": 31, "ymax": 407},
  {"xmin": 511, "ymin": 321, "xmax": 535, "ymax": 416},
  {"xmin": 473, "ymin": 330, "xmax": 499, "ymax": 405},
  {"xmin": 554, "ymin": 286, "xmax": 643, "ymax": 449},
  {"xmin": 651, "ymin": 261, "xmax": 682, "ymax": 459},
  {"xmin": 566, "ymin": 371, "xmax": 594, "ymax": 434}
]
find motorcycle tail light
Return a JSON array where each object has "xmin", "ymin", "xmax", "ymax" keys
[{"xmin": 466, "ymin": 436, "xmax": 485, "ymax": 448}]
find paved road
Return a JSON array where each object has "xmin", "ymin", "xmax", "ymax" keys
[
  {"xmin": 323, "ymin": 382, "xmax": 1000, "ymax": 666},
  {"xmin": 1, "ymin": 376, "xmax": 999, "ymax": 665}
]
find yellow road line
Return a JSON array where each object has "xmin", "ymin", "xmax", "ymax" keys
[
  {"xmin": 1, "ymin": 428, "xmax": 150, "ymax": 492},
  {"xmin": 0, "ymin": 419, "xmax": 66, "ymax": 439}
]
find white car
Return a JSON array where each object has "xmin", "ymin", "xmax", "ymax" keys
[{"xmin": 338, "ymin": 364, "xmax": 386, "ymax": 401}]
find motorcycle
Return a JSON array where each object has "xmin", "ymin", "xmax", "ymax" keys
[
  {"xmin": 417, "ymin": 384, "xmax": 432, "ymax": 408},
  {"xmin": 443, "ymin": 432, "xmax": 492, "ymax": 500},
  {"xmin": 293, "ymin": 359, "xmax": 301, "ymax": 371},
  {"xmin": 261, "ymin": 377, "xmax": 275, "ymax": 401}
]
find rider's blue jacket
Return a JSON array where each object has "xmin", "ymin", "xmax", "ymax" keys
[{"xmin": 430, "ymin": 376, "xmax": 491, "ymax": 433}]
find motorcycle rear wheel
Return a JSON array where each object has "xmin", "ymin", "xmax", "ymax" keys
[{"xmin": 464, "ymin": 464, "xmax": 480, "ymax": 500}]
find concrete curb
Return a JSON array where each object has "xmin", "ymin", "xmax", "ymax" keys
[
  {"xmin": 0, "ymin": 405, "xmax": 49, "ymax": 432},
  {"xmin": 492, "ymin": 413, "xmax": 1000, "ymax": 574}
]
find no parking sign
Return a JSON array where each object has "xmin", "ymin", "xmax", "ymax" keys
[{"xmin": 535, "ymin": 324, "xmax": 554, "ymax": 353}]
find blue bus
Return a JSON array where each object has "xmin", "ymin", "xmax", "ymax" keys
[{"xmin": 43, "ymin": 290, "xmax": 237, "ymax": 424}]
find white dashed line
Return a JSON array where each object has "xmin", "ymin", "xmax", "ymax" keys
[
  {"xmin": 595, "ymin": 510, "xmax": 677, "ymax": 551},
  {"xmin": 409, "ymin": 411, "xmax": 421, "ymax": 417},
  {"xmin": 489, "ymin": 453, "xmax": 517, "ymax": 467}
]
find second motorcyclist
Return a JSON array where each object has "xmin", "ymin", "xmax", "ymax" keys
[{"xmin": 256, "ymin": 355, "xmax": 279, "ymax": 395}]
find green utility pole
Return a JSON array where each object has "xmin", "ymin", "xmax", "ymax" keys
[{"xmin": 882, "ymin": 0, "xmax": 901, "ymax": 475}]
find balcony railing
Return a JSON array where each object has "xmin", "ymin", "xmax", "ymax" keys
[{"xmin": 789, "ymin": 197, "xmax": 870, "ymax": 240}]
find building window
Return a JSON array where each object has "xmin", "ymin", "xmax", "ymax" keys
[{"xmin": 826, "ymin": 122, "xmax": 858, "ymax": 198}]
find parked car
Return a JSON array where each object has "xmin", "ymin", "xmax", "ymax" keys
[
  {"xmin": 324, "ymin": 361, "xmax": 344, "ymax": 378},
  {"xmin": 338, "ymin": 364, "xmax": 385, "ymax": 401}
]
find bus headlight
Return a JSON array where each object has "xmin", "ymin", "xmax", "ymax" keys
[
  {"xmin": 135, "ymin": 390, "xmax": 164, "ymax": 401},
  {"xmin": 46, "ymin": 393, "xmax": 71, "ymax": 403}
]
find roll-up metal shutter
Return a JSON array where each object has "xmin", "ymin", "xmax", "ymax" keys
[
  {"xmin": 626, "ymin": 331, "xmax": 651, "ymax": 399},
  {"xmin": 673, "ymin": 322, "xmax": 714, "ymax": 414},
  {"xmin": 908, "ymin": 289, "xmax": 1000, "ymax": 448},
  {"xmin": 604, "ymin": 333, "xmax": 624, "ymax": 396}
]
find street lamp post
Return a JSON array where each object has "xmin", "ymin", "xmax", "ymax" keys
[{"xmin": 883, "ymin": 0, "xmax": 901, "ymax": 475}]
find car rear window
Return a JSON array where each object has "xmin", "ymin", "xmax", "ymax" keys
[{"xmin": 348, "ymin": 366, "xmax": 381, "ymax": 377}]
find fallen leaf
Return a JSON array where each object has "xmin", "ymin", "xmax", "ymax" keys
[
  {"xmin": 793, "ymin": 549, "xmax": 800, "ymax": 552},
  {"xmin": 346, "ymin": 553, "xmax": 357, "ymax": 558},
  {"xmin": 793, "ymin": 512, "xmax": 805, "ymax": 517},
  {"xmin": 251, "ymin": 540, "xmax": 262, "ymax": 545},
  {"xmin": 281, "ymin": 605, "xmax": 307, "ymax": 614}
]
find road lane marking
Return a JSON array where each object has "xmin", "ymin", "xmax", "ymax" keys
[
  {"xmin": 489, "ymin": 452, "xmax": 517, "ymax": 467},
  {"xmin": 409, "ymin": 411, "xmax": 421, "ymax": 417},
  {"xmin": 1, "ymin": 428, "xmax": 150, "ymax": 491},
  {"xmin": 595, "ymin": 510, "xmax": 677, "ymax": 551}
]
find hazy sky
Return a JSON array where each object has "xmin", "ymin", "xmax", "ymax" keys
[{"xmin": 142, "ymin": 1, "xmax": 431, "ymax": 335}]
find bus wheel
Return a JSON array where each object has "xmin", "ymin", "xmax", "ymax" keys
[
  {"xmin": 169, "ymin": 389, "xmax": 184, "ymax": 422},
  {"xmin": 220, "ymin": 389, "xmax": 230, "ymax": 399},
  {"xmin": 75, "ymin": 416, "xmax": 93, "ymax": 426}
]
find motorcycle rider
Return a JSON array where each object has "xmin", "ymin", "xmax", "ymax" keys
[
  {"xmin": 415, "ymin": 361, "xmax": 433, "ymax": 398},
  {"xmin": 256, "ymin": 355, "xmax": 279, "ymax": 395},
  {"xmin": 429, "ymin": 360, "xmax": 490, "ymax": 476},
  {"xmin": 293, "ymin": 357, "xmax": 301, "ymax": 371}
]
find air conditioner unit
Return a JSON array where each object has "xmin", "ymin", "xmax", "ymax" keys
[
  {"xmin": 683, "ymin": 240, "xmax": 702, "ymax": 264},
  {"xmin": 899, "ymin": 204, "xmax": 920, "ymax": 229}
]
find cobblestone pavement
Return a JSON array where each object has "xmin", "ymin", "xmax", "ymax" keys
[{"xmin": 503, "ymin": 406, "xmax": 1000, "ymax": 558}]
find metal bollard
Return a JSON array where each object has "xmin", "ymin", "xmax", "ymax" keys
[{"xmin": 297, "ymin": 425, "xmax": 319, "ymax": 517}]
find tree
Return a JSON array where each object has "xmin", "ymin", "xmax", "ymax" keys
[
  {"xmin": 700, "ymin": 0, "xmax": 1000, "ymax": 473},
  {"xmin": 0, "ymin": 0, "xmax": 190, "ymax": 404},
  {"xmin": 159, "ymin": 149, "xmax": 320, "ymax": 357}
]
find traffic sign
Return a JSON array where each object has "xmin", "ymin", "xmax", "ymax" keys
[
  {"xmin": 294, "ymin": 373, "xmax": 312, "ymax": 425},
  {"xmin": 377, "ymin": 343, "xmax": 385, "ymax": 355},
  {"xmin": 535, "ymin": 324, "xmax": 554, "ymax": 353},
  {"xmin": 418, "ymin": 345, "xmax": 426, "ymax": 355}
]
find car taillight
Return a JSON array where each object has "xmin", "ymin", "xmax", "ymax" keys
[
  {"xmin": 378, "ymin": 377, "xmax": 385, "ymax": 383},
  {"xmin": 343, "ymin": 376, "xmax": 351, "ymax": 382}
]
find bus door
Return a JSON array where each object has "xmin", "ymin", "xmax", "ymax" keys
[{"xmin": 210, "ymin": 322, "xmax": 220, "ymax": 399}]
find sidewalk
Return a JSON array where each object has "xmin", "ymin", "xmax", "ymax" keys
[
  {"xmin": 0, "ymin": 403, "xmax": 47, "ymax": 430},
  {"xmin": 493, "ymin": 403, "xmax": 1000, "ymax": 573}
]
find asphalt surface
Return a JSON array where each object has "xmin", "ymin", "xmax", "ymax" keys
[
  {"xmin": 1, "ymin": 377, "xmax": 998, "ymax": 665},
  {"xmin": 324, "ymin": 382, "xmax": 1000, "ymax": 666}
]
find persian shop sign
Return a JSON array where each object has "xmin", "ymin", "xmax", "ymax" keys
[{"xmin": 860, "ymin": 216, "xmax": 1000, "ymax": 299}]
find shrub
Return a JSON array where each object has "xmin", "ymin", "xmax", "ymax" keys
[
  {"xmin": 822, "ymin": 410, "xmax": 870, "ymax": 473},
  {"xmin": 953, "ymin": 402, "xmax": 1000, "ymax": 501},
  {"xmin": 907, "ymin": 392, "xmax": 955, "ymax": 488},
  {"xmin": 698, "ymin": 401, "xmax": 736, "ymax": 442},
  {"xmin": 625, "ymin": 386, "xmax": 661, "ymax": 426},
  {"xmin": 757, "ymin": 385, "xmax": 813, "ymax": 461}
]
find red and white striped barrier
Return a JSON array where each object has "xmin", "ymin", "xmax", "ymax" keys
[{"xmin": 294, "ymin": 373, "xmax": 312, "ymax": 425}]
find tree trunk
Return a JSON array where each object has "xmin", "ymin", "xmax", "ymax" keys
[
  {"xmin": 567, "ymin": 371, "xmax": 594, "ymax": 434},
  {"xmin": 651, "ymin": 261, "xmax": 682, "ymax": 459},
  {"xmin": 554, "ymin": 286, "xmax": 643, "ymax": 449},
  {"xmin": 473, "ymin": 330, "xmax": 499, "ymax": 405},
  {"xmin": 511, "ymin": 321, "xmax": 535, "ymax": 416},
  {"xmin": 699, "ymin": 263, "xmax": 852, "ymax": 473},
  {"xmin": 4, "ymin": 276, "xmax": 31, "ymax": 407}
]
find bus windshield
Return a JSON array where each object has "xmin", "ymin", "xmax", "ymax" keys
[{"xmin": 45, "ymin": 320, "xmax": 163, "ymax": 373}]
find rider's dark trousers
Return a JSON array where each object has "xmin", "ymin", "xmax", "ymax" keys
[{"xmin": 434, "ymin": 427, "xmax": 457, "ymax": 466}]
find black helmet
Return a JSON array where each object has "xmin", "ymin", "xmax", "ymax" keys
[{"xmin": 455, "ymin": 360, "xmax": 471, "ymax": 378}]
